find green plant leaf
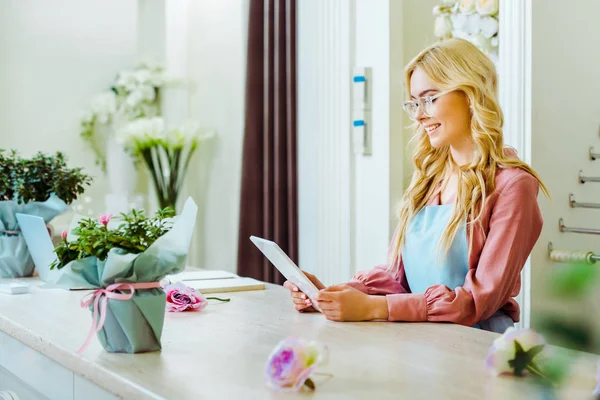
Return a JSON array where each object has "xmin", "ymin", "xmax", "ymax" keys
[{"xmin": 548, "ymin": 263, "xmax": 598, "ymax": 297}]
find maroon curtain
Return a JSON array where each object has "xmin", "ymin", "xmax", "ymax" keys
[{"xmin": 237, "ymin": 0, "xmax": 297, "ymax": 284}]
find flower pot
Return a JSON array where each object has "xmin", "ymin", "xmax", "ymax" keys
[{"xmin": 91, "ymin": 288, "xmax": 166, "ymax": 353}]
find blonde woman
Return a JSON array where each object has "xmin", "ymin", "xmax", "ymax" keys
[{"xmin": 284, "ymin": 38, "xmax": 548, "ymax": 333}]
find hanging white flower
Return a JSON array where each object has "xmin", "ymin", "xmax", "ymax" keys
[
  {"xmin": 115, "ymin": 71, "xmax": 137, "ymax": 92},
  {"xmin": 140, "ymin": 85, "xmax": 156, "ymax": 102},
  {"xmin": 459, "ymin": 0, "xmax": 476, "ymax": 14},
  {"xmin": 134, "ymin": 69, "xmax": 151, "ymax": 84},
  {"xmin": 434, "ymin": 15, "xmax": 454, "ymax": 39},
  {"xmin": 491, "ymin": 36, "xmax": 499, "ymax": 47},
  {"xmin": 89, "ymin": 91, "xmax": 117, "ymax": 125},
  {"xmin": 126, "ymin": 89, "xmax": 144, "ymax": 108},
  {"xmin": 476, "ymin": 0, "xmax": 498, "ymax": 16},
  {"xmin": 480, "ymin": 16, "xmax": 499, "ymax": 38}
]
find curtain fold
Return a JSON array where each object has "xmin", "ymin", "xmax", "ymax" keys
[{"xmin": 237, "ymin": 0, "xmax": 297, "ymax": 284}]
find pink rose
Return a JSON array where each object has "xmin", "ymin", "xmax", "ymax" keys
[
  {"xmin": 265, "ymin": 337, "xmax": 328, "ymax": 392},
  {"xmin": 99, "ymin": 214, "xmax": 112, "ymax": 227},
  {"xmin": 165, "ymin": 283, "xmax": 207, "ymax": 312},
  {"xmin": 485, "ymin": 327, "xmax": 546, "ymax": 376},
  {"xmin": 61, "ymin": 230, "xmax": 68, "ymax": 239}
]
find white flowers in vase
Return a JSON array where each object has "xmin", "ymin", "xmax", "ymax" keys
[
  {"xmin": 433, "ymin": 0, "xmax": 499, "ymax": 61},
  {"xmin": 80, "ymin": 63, "xmax": 169, "ymax": 172},
  {"xmin": 117, "ymin": 117, "xmax": 215, "ymax": 212}
]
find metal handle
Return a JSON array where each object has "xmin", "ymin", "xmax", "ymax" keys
[
  {"xmin": 590, "ymin": 147, "xmax": 600, "ymax": 161},
  {"xmin": 569, "ymin": 193, "xmax": 600, "ymax": 209},
  {"xmin": 579, "ymin": 170, "xmax": 600, "ymax": 183},
  {"xmin": 559, "ymin": 218, "xmax": 600, "ymax": 235},
  {"xmin": 548, "ymin": 242, "xmax": 599, "ymax": 264}
]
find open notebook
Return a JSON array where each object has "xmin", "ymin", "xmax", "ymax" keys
[{"xmin": 166, "ymin": 269, "xmax": 265, "ymax": 293}]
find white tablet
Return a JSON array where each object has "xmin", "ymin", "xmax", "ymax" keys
[
  {"xmin": 15, "ymin": 213, "xmax": 61, "ymax": 283},
  {"xmin": 249, "ymin": 236, "xmax": 321, "ymax": 311}
]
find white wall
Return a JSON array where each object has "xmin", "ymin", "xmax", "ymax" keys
[
  {"xmin": 0, "ymin": 0, "xmax": 138, "ymax": 225},
  {"xmin": 185, "ymin": 0, "xmax": 249, "ymax": 272},
  {"xmin": 529, "ymin": 0, "xmax": 600, "ymax": 341}
]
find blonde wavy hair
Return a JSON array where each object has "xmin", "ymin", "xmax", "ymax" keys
[{"xmin": 390, "ymin": 38, "xmax": 548, "ymax": 268}]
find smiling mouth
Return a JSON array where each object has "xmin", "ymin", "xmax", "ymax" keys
[{"xmin": 425, "ymin": 123, "xmax": 441, "ymax": 135}]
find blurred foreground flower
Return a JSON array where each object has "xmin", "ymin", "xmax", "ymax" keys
[
  {"xmin": 265, "ymin": 337, "xmax": 328, "ymax": 392},
  {"xmin": 485, "ymin": 327, "xmax": 547, "ymax": 377}
]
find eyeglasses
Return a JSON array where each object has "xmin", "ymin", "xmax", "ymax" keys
[{"xmin": 402, "ymin": 91, "xmax": 451, "ymax": 121}]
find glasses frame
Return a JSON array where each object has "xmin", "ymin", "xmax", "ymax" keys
[{"xmin": 402, "ymin": 90, "xmax": 452, "ymax": 121}]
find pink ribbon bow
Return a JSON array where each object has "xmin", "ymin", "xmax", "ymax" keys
[{"xmin": 77, "ymin": 282, "xmax": 162, "ymax": 354}]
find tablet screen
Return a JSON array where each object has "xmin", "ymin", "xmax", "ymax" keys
[{"xmin": 250, "ymin": 236, "xmax": 321, "ymax": 310}]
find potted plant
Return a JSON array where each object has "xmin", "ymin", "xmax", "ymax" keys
[
  {"xmin": 0, "ymin": 150, "xmax": 91, "ymax": 278},
  {"xmin": 50, "ymin": 198, "xmax": 198, "ymax": 354}
]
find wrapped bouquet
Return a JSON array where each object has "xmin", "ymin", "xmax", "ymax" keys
[{"xmin": 51, "ymin": 198, "xmax": 198, "ymax": 354}]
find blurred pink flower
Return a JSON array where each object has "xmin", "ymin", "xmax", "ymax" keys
[
  {"xmin": 485, "ymin": 327, "xmax": 546, "ymax": 376},
  {"xmin": 61, "ymin": 230, "xmax": 68, "ymax": 239},
  {"xmin": 99, "ymin": 214, "xmax": 112, "ymax": 227},
  {"xmin": 165, "ymin": 283, "xmax": 207, "ymax": 312},
  {"xmin": 265, "ymin": 337, "xmax": 328, "ymax": 392}
]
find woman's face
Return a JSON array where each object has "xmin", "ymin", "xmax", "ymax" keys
[{"xmin": 408, "ymin": 67, "xmax": 472, "ymax": 149}]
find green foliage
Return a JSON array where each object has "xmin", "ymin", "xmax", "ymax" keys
[
  {"xmin": 548, "ymin": 262, "xmax": 598, "ymax": 297},
  {"xmin": 50, "ymin": 207, "xmax": 175, "ymax": 270},
  {"xmin": 0, "ymin": 149, "xmax": 92, "ymax": 204}
]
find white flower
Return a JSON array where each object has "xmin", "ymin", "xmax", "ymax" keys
[
  {"xmin": 484, "ymin": 328, "xmax": 546, "ymax": 376},
  {"xmin": 140, "ymin": 85, "xmax": 156, "ymax": 101},
  {"xmin": 81, "ymin": 110, "xmax": 94, "ymax": 124},
  {"xmin": 433, "ymin": 5, "xmax": 444, "ymax": 16},
  {"xmin": 459, "ymin": 0, "xmax": 476, "ymax": 13},
  {"xmin": 491, "ymin": 36, "xmax": 499, "ymax": 47},
  {"xmin": 126, "ymin": 89, "xmax": 145, "ymax": 108},
  {"xmin": 434, "ymin": 15, "xmax": 453, "ymax": 38},
  {"xmin": 467, "ymin": 33, "xmax": 493, "ymax": 53},
  {"xmin": 451, "ymin": 29, "xmax": 469, "ymax": 40},
  {"xmin": 466, "ymin": 13, "xmax": 482, "ymax": 35},
  {"xmin": 480, "ymin": 16, "xmax": 499, "ymax": 38},
  {"xmin": 134, "ymin": 69, "xmax": 151, "ymax": 84},
  {"xmin": 116, "ymin": 71, "xmax": 137, "ymax": 92},
  {"xmin": 117, "ymin": 117, "xmax": 166, "ymax": 150},
  {"xmin": 453, "ymin": 13, "xmax": 469, "ymax": 31},
  {"xmin": 476, "ymin": 0, "xmax": 498, "ymax": 16},
  {"xmin": 89, "ymin": 91, "xmax": 117, "ymax": 125}
]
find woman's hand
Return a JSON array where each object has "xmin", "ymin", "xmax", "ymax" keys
[
  {"xmin": 314, "ymin": 284, "xmax": 388, "ymax": 322},
  {"xmin": 283, "ymin": 271, "xmax": 326, "ymax": 313}
]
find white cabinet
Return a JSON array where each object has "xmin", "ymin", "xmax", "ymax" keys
[{"xmin": 0, "ymin": 332, "xmax": 116, "ymax": 400}]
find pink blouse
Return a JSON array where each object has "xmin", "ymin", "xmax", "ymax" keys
[{"xmin": 345, "ymin": 167, "xmax": 543, "ymax": 326}]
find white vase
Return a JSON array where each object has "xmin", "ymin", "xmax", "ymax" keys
[{"xmin": 104, "ymin": 117, "xmax": 139, "ymax": 214}]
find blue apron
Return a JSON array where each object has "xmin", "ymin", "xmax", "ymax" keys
[{"xmin": 402, "ymin": 204, "xmax": 514, "ymax": 333}]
